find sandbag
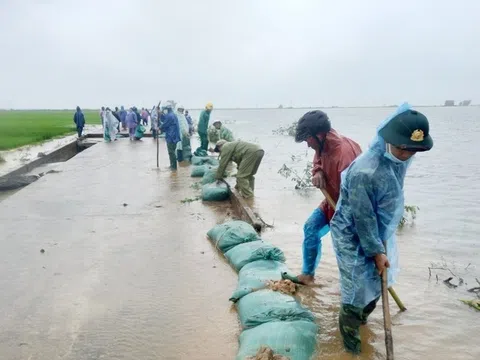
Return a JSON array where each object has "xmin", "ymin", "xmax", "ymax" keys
[
  {"xmin": 236, "ymin": 321, "xmax": 318, "ymax": 360},
  {"xmin": 207, "ymin": 220, "xmax": 260, "ymax": 253},
  {"xmin": 202, "ymin": 182, "xmax": 229, "ymax": 201},
  {"xmin": 194, "ymin": 148, "xmax": 208, "ymax": 157},
  {"xmin": 192, "ymin": 155, "xmax": 219, "ymax": 166},
  {"xmin": 230, "ymin": 260, "xmax": 296, "ymax": 302},
  {"xmin": 201, "ymin": 167, "xmax": 218, "ymax": 185},
  {"xmin": 224, "ymin": 240, "xmax": 286, "ymax": 272},
  {"xmin": 191, "ymin": 165, "xmax": 209, "ymax": 177},
  {"xmin": 237, "ymin": 289, "xmax": 315, "ymax": 329}
]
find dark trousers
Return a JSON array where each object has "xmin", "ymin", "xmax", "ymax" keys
[
  {"xmin": 199, "ymin": 132, "xmax": 208, "ymax": 150},
  {"xmin": 77, "ymin": 126, "xmax": 83, "ymax": 137},
  {"xmin": 167, "ymin": 142, "xmax": 177, "ymax": 170},
  {"xmin": 339, "ymin": 297, "xmax": 380, "ymax": 354}
]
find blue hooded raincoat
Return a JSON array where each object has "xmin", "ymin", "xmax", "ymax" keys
[
  {"xmin": 330, "ymin": 103, "xmax": 415, "ymax": 308},
  {"xmin": 160, "ymin": 109, "xmax": 181, "ymax": 144}
]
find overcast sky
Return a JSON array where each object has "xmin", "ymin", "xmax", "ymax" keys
[{"xmin": 1, "ymin": 0, "xmax": 479, "ymax": 109}]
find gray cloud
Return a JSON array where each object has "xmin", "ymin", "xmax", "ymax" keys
[{"xmin": 1, "ymin": 0, "xmax": 479, "ymax": 109}]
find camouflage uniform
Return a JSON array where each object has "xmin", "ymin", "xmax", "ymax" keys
[{"xmin": 339, "ymin": 297, "xmax": 379, "ymax": 354}]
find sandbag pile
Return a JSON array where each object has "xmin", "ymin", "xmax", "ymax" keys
[{"xmin": 207, "ymin": 220, "xmax": 318, "ymax": 360}]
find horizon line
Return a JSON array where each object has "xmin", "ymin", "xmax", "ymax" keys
[{"xmin": 1, "ymin": 104, "xmax": 478, "ymax": 111}]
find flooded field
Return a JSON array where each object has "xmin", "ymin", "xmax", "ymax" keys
[
  {"xmin": 189, "ymin": 106, "xmax": 480, "ymax": 359},
  {"xmin": 0, "ymin": 106, "xmax": 479, "ymax": 359}
]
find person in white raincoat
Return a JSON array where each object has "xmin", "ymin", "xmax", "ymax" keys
[
  {"xmin": 103, "ymin": 108, "xmax": 119, "ymax": 142},
  {"xmin": 175, "ymin": 104, "xmax": 192, "ymax": 162}
]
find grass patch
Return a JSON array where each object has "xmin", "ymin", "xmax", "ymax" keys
[{"xmin": 0, "ymin": 110, "xmax": 101, "ymax": 150}]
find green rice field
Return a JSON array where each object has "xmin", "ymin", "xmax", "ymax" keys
[{"xmin": 0, "ymin": 110, "xmax": 101, "ymax": 150}]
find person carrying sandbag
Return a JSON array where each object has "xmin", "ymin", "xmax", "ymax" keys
[{"xmin": 213, "ymin": 140, "xmax": 264, "ymax": 199}]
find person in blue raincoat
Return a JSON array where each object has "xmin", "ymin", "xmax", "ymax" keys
[
  {"xmin": 73, "ymin": 106, "xmax": 85, "ymax": 138},
  {"xmin": 330, "ymin": 103, "xmax": 433, "ymax": 354},
  {"xmin": 160, "ymin": 102, "xmax": 181, "ymax": 171}
]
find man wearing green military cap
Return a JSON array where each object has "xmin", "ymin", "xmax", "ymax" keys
[{"xmin": 329, "ymin": 103, "xmax": 433, "ymax": 354}]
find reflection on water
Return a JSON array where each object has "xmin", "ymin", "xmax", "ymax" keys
[{"xmin": 190, "ymin": 106, "xmax": 480, "ymax": 359}]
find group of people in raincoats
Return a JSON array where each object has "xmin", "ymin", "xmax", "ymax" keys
[{"xmin": 293, "ymin": 104, "xmax": 433, "ymax": 354}]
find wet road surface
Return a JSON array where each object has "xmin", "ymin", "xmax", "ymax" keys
[{"xmin": 0, "ymin": 138, "xmax": 240, "ymax": 360}]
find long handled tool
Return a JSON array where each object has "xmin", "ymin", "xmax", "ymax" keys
[
  {"xmin": 381, "ymin": 242, "xmax": 394, "ymax": 359},
  {"xmin": 156, "ymin": 134, "xmax": 159, "ymax": 168},
  {"xmin": 320, "ymin": 188, "xmax": 406, "ymax": 311},
  {"xmin": 156, "ymin": 100, "xmax": 162, "ymax": 169}
]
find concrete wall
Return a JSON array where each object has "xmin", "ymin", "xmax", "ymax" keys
[{"xmin": 0, "ymin": 140, "xmax": 84, "ymax": 179}]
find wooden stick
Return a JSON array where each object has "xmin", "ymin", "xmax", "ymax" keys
[
  {"xmin": 156, "ymin": 135, "xmax": 159, "ymax": 168},
  {"xmin": 320, "ymin": 187, "xmax": 407, "ymax": 312},
  {"xmin": 381, "ymin": 257, "xmax": 394, "ymax": 359},
  {"xmin": 388, "ymin": 287, "xmax": 406, "ymax": 311}
]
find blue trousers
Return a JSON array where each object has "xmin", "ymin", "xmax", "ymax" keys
[{"xmin": 302, "ymin": 208, "xmax": 330, "ymax": 276}]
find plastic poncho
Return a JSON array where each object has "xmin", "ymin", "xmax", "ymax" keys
[
  {"xmin": 73, "ymin": 108, "xmax": 85, "ymax": 128},
  {"xmin": 330, "ymin": 103, "xmax": 414, "ymax": 308},
  {"xmin": 175, "ymin": 109, "xmax": 190, "ymax": 151},
  {"xmin": 126, "ymin": 110, "xmax": 137, "ymax": 129},
  {"xmin": 160, "ymin": 110, "xmax": 181, "ymax": 144},
  {"xmin": 103, "ymin": 110, "xmax": 119, "ymax": 141},
  {"xmin": 151, "ymin": 109, "xmax": 159, "ymax": 131}
]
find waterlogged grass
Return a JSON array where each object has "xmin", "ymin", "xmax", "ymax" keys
[{"xmin": 0, "ymin": 110, "xmax": 101, "ymax": 150}]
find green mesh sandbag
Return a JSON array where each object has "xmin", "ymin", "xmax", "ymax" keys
[
  {"xmin": 202, "ymin": 182, "xmax": 229, "ymax": 201},
  {"xmin": 191, "ymin": 165, "xmax": 208, "ymax": 177},
  {"xmin": 191, "ymin": 155, "xmax": 219, "ymax": 166},
  {"xmin": 194, "ymin": 148, "xmax": 208, "ymax": 157},
  {"xmin": 201, "ymin": 167, "xmax": 218, "ymax": 185},
  {"xmin": 207, "ymin": 220, "xmax": 260, "ymax": 253},
  {"xmin": 236, "ymin": 320, "xmax": 318, "ymax": 360},
  {"xmin": 230, "ymin": 260, "xmax": 296, "ymax": 302},
  {"xmin": 224, "ymin": 240, "xmax": 286, "ymax": 272},
  {"xmin": 237, "ymin": 289, "xmax": 315, "ymax": 329}
]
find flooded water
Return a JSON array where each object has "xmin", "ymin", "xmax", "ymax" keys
[
  {"xmin": 190, "ymin": 106, "xmax": 480, "ymax": 359},
  {"xmin": 1, "ymin": 107, "xmax": 479, "ymax": 360}
]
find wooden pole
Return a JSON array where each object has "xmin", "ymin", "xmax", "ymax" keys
[
  {"xmin": 382, "ymin": 242, "xmax": 394, "ymax": 359},
  {"xmin": 156, "ymin": 135, "xmax": 159, "ymax": 168},
  {"xmin": 156, "ymin": 100, "xmax": 161, "ymax": 169},
  {"xmin": 320, "ymin": 188, "xmax": 406, "ymax": 312}
]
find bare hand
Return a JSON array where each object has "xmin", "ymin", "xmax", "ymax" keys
[
  {"xmin": 312, "ymin": 170, "xmax": 326, "ymax": 189},
  {"xmin": 374, "ymin": 253, "xmax": 390, "ymax": 275}
]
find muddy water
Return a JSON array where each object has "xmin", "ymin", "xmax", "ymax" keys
[{"xmin": 190, "ymin": 107, "xmax": 480, "ymax": 359}]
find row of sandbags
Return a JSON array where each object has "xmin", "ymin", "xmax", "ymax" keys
[
  {"xmin": 207, "ymin": 220, "xmax": 318, "ymax": 360},
  {"xmin": 190, "ymin": 155, "xmax": 230, "ymax": 201}
]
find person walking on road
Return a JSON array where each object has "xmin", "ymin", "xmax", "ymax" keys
[
  {"xmin": 195, "ymin": 102, "xmax": 213, "ymax": 154},
  {"xmin": 214, "ymin": 140, "xmax": 264, "ymax": 199},
  {"xmin": 294, "ymin": 110, "xmax": 362, "ymax": 286},
  {"xmin": 73, "ymin": 106, "xmax": 86, "ymax": 138},
  {"xmin": 160, "ymin": 102, "xmax": 181, "ymax": 171},
  {"xmin": 330, "ymin": 104, "xmax": 433, "ymax": 354},
  {"xmin": 126, "ymin": 107, "xmax": 138, "ymax": 140}
]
